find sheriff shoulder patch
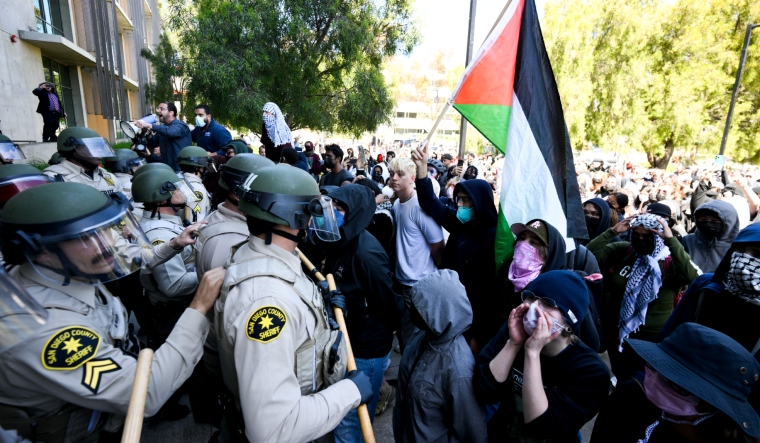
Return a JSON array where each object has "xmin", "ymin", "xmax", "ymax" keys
[
  {"xmin": 42, "ymin": 327, "xmax": 101, "ymax": 370},
  {"xmin": 246, "ymin": 306, "xmax": 287, "ymax": 343},
  {"xmin": 151, "ymin": 239, "xmax": 165, "ymax": 246},
  {"xmin": 194, "ymin": 190, "xmax": 204, "ymax": 202},
  {"xmin": 82, "ymin": 358, "xmax": 120, "ymax": 393}
]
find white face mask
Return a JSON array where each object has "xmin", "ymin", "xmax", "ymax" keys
[
  {"xmin": 522, "ymin": 303, "xmax": 565, "ymax": 336},
  {"xmin": 195, "ymin": 116, "xmax": 206, "ymax": 128}
]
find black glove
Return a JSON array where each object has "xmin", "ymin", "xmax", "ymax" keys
[
  {"xmin": 317, "ymin": 280, "xmax": 330, "ymax": 297},
  {"xmin": 329, "ymin": 289, "xmax": 346, "ymax": 312},
  {"xmin": 346, "ymin": 370, "xmax": 373, "ymax": 405}
]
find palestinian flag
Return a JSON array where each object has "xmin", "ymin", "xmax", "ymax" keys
[{"xmin": 450, "ymin": 0, "xmax": 586, "ymax": 271}]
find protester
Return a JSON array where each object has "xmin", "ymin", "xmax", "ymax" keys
[
  {"xmin": 473, "ymin": 271, "xmax": 611, "ymax": 442},
  {"xmin": 354, "ymin": 177, "xmax": 395, "ymax": 257},
  {"xmin": 261, "ymin": 102, "xmax": 292, "ymax": 164},
  {"xmin": 583, "ymin": 198, "xmax": 612, "ymax": 244},
  {"xmin": 319, "ymin": 144, "xmax": 354, "ymax": 187},
  {"xmin": 280, "ymin": 146, "xmax": 309, "ymax": 172},
  {"xmin": 412, "ymin": 142, "xmax": 501, "ymax": 350},
  {"xmin": 681, "ymin": 200, "xmax": 739, "ymax": 273},
  {"xmin": 323, "ymin": 185, "xmax": 404, "ymax": 442},
  {"xmin": 587, "ymin": 214, "xmax": 700, "ymax": 378},
  {"xmin": 191, "ymin": 105, "xmax": 232, "ymax": 154},
  {"xmin": 591, "ymin": 323, "xmax": 760, "ymax": 443},
  {"xmin": 393, "ymin": 270, "xmax": 487, "ymax": 443},
  {"xmin": 303, "ymin": 140, "xmax": 323, "ymax": 179},
  {"xmin": 134, "ymin": 102, "xmax": 192, "ymax": 172},
  {"xmin": 389, "ymin": 156, "xmax": 445, "ymax": 352}
]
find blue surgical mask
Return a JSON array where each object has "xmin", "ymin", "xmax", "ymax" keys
[
  {"xmin": 195, "ymin": 116, "xmax": 206, "ymax": 128},
  {"xmin": 334, "ymin": 208, "xmax": 345, "ymax": 228},
  {"xmin": 456, "ymin": 206, "xmax": 474, "ymax": 224}
]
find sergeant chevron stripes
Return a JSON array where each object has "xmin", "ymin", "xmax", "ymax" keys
[{"xmin": 82, "ymin": 358, "xmax": 121, "ymax": 393}]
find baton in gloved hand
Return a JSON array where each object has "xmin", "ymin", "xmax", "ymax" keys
[
  {"xmin": 121, "ymin": 348, "xmax": 154, "ymax": 443},
  {"xmin": 296, "ymin": 249, "xmax": 376, "ymax": 443}
]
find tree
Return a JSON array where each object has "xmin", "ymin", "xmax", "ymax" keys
[
  {"xmin": 165, "ymin": 0, "xmax": 418, "ymax": 136},
  {"xmin": 140, "ymin": 33, "xmax": 189, "ymax": 116},
  {"xmin": 543, "ymin": 0, "xmax": 760, "ymax": 168}
]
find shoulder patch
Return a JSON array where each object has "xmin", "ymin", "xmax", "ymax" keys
[
  {"xmin": 42, "ymin": 327, "xmax": 101, "ymax": 370},
  {"xmin": 152, "ymin": 239, "xmax": 165, "ymax": 246},
  {"xmin": 194, "ymin": 190, "xmax": 204, "ymax": 202},
  {"xmin": 82, "ymin": 358, "xmax": 121, "ymax": 393},
  {"xmin": 246, "ymin": 306, "xmax": 287, "ymax": 343},
  {"xmin": 103, "ymin": 175, "xmax": 115, "ymax": 186}
]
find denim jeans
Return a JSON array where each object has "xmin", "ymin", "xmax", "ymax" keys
[{"xmin": 333, "ymin": 352, "xmax": 390, "ymax": 443}]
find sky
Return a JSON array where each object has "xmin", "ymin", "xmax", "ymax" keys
[{"xmin": 406, "ymin": 0, "xmax": 545, "ymax": 64}]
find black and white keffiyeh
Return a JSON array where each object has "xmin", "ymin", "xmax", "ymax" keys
[
  {"xmin": 262, "ymin": 102, "xmax": 292, "ymax": 147},
  {"xmin": 726, "ymin": 251, "xmax": 760, "ymax": 302},
  {"xmin": 618, "ymin": 214, "xmax": 670, "ymax": 350}
]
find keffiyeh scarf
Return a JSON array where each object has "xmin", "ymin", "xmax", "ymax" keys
[
  {"xmin": 262, "ymin": 102, "xmax": 292, "ymax": 147},
  {"xmin": 726, "ymin": 251, "xmax": 760, "ymax": 303},
  {"xmin": 619, "ymin": 214, "xmax": 670, "ymax": 350}
]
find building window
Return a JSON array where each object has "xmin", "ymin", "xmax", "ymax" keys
[
  {"xmin": 42, "ymin": 56, "xmax": 76, "ymax": 129},
  {"xmin": 34, "ymin": 0, "xmax": 64, "ymax": 36}
]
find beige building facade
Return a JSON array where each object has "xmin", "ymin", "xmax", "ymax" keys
[{"xmin": 0, "ymin": 0, "xmax": 160, "ymax": 143}]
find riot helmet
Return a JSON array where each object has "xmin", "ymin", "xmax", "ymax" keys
[{"xmin": 0, "ymin": 164, "xmax": 54, "ymax": 209}]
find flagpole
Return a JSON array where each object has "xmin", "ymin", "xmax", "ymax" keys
[{"xmin": 423, "ymin": 101, "xmax": 451, "ymax": 145}]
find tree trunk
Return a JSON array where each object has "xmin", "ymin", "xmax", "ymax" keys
[{"xmin": 647, "ymin": 138, "xmax": 675, "ymax": 169}]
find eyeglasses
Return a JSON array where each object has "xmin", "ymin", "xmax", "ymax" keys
[
  {"xmin": 454, "ymin": 195, "xmax": 472, "ymax": 205},
  {"xmin": 521, "ymin": 290, "xmax": 558, "ymax": 311}
]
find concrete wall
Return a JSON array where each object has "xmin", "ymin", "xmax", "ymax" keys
[{"xmin": 0, "ymin": 0, "xmax": 46, "ymax": 142}]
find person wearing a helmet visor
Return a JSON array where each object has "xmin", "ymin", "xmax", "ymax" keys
[
  {"xmin": 0, "ymin": 181, "xmax": 225, "ymax": 442},
  {"xmin": 0, "ymin": 135, "xmax": 25, "ymax": 165}
]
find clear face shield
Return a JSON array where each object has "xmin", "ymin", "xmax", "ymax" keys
[
  {"xmin": 27, "ymin": 208, "xmax": 155, "ymax": 286},
  {"xmin": 0, "ymin": 142, "xmax": 25, "ymax": 163},
  {"xmin": 64, "ymin": 137, "xmax": 116, "ymax": 159},
  {"xmin": 0, "ymin": 269, "xmax": 48, "ymax": 353},
  {"xmin": 308, "ymin": 196, "xmax": 342, "ymax": 242}
]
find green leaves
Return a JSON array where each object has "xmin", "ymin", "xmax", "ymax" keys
[
  {"xmin": 158, "ymin": 0, "xmax": 417, "ymax": 135},
  {"xmin": 544, "ymin": 0, "xmax": 760, "ymax": 167}
]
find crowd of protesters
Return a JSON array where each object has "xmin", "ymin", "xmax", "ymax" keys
[{"xmin": 2, "ymin": 100, "xmax": 760, "ymax": 443}]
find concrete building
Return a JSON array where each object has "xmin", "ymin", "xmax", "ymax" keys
[
  {"xmin": 0, "ymin": 0, "xmax": 161, "ymax": 148},
  {"xmin": 376, "ymin": 101, "xmax": 461, "ymax": 150}
]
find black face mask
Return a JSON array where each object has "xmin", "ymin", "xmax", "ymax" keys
[
  {"xmin": 696, "ymin": 220, "xmax": 723, "ymax": 238},
  {"xmin": 324, "ymin": 157, "xmax": 334, "ymax": 168},
  {"xmin": 372, "ymin": 172, "xmax": 383, "ymax": 183},
  {"xmin": 463, "ymin": 171, "xmax": 475, "ymax": 180},
  {"xmin": 585, "ymin": 215, "xmax": 600, "ymax": 233},
  {"xmin": 631, "ymin": 235, "xmax": 656, "ymax": 256}
]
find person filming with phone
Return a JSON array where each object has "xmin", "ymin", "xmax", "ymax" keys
[{"xmin": 33, "ymin": 82, "xmax": 66, "ymax": 142}]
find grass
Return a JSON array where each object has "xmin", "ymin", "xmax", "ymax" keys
[
  {"xmin": 27, "ymin": 158, "xmax": 49, "ymax": 171},
  {"xmin": 113, "ymin": 141, "xmax": 133, "ymax": 150}
]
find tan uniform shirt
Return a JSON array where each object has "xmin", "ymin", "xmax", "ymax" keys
[
  {"xmin": 217, "ymin": 236, "xmax": 360, "ymax": 443},
  {"xmin": 183, "ymin": 173, "xmax": 210, "ymax": 221},
  {"xmin": 0, "ymin": 265, "xmax": 209, "ymax": 434},
  {"xmin": 43, "ymin": 160, "xmax": 123, "ymax": 196},
  {"xmin": 195, "ymin": 202, "xmax": 248, "ymax": 279},
  {"xmin": 139, "ymin": 213, "xmax": 198, "ymax": 303}
]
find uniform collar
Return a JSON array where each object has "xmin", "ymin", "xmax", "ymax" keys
[
  {"xmin": 183, "ymin": 172, "xmax": 202, "ymax": 183},
  {"xmin": 142, "ymin": 212, "xmax": 183, "ymax": 226},
  {"xmin": 217, "ymin": 201, "xmax": 246, "ymax": 222},
  {"xmin": 60, "ymin": 159, "xmax": 104, "ymax": 180},
  {"xmin": 247, "ymin": 235, "xmax": 302, "ymax": 275},
  {"xmin": 18, "ymin": 263, "xmax": 100, "ymax": 308}
]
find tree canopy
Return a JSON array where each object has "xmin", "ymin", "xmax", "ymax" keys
[
  {"xmin": 543, "ymin": 0, "xmax": 760, "ymax": 167},
  {"xmin": 163, "ymin": 0, "xmax": 418, "ymax": 136}
]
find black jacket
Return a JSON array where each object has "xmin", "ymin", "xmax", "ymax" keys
[
  {"xmin": 324, "ymin": 185, "xmax": 404, "ymax": 359},
  {"xmin": 416, "ymin": 177, "xmax": 501, "ymax": 345},
  {"xmin": 33, "ymin": 87, "xmax": 64, "ymax": 115}
]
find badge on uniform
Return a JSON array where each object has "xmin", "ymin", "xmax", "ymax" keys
[
  {"xmin": 41, "ymin": 326, "xmax": 101, "ymax": 370},
  {"xmin": 82, "ymin": 358, "xmax": 120, "ymax": 393},
  {"xmin": 104, "ymin": 175, "xmax": 114, "ymax": 186},
  {"xmin": 246, "ymin": 306, "xmax": 287, "ymax": 343}
]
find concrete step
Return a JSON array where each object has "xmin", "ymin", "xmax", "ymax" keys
[{"xmin": 16, "ymin": 142, "xmax": 57, "ymax": 167}]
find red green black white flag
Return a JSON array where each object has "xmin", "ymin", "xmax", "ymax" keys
[{"xmin": 450, "ymin": 0, "xmax": 586, "ymax": 271}]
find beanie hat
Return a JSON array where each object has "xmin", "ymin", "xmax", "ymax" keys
[{"xmin": 524, "ymin": 270, "xmax": 589, "ymax": 334}]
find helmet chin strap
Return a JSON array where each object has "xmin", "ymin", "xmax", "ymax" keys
[{"xmin": 271, "ymin": 228, "xmax": 306, "ymax": 244}]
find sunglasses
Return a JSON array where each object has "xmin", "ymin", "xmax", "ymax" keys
[{"xmin": 521, "ymin": 290, "xmax": 558, "ymax": 311}]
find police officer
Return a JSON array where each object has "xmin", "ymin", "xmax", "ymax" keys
[
  {"xmin": 177, "ymin": 145, "xmax": 211, "ymax": 221},
  {"xmin": 42, "ymin": 127, "xmax": 122, "ymax": 195},
  {"xmin": 216, "ymin": 163, "xmax": 373, "ymax": 442},
  {"xmin": 102, "ymin": 148, "xmax": 145, "ymax": 200},
  {"xmin": 0, "ymin": 164, "xmax": 53, "ymax": 209},
  {"xmin": 0, "ymin": 135, "xmax": 25, "ymax": 165},
  {"xmin": 0, "ymin": 182, "xmax": 223, "ymax": 442},
  {"xmin": 131, "ymin": 168, "xmax": 200, "ymax": 346},
  {"xmin": 195, "ymin": 153, "xmax": 274, "ymax": 278}
]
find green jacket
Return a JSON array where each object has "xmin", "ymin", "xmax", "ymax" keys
[{"xmin": 587, "ymin": 228, "xmax": 700, "ymax": 336}]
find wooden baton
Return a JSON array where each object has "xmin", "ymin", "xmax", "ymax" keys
[{"xmin": 120, "ymin": 348, "xmax": 154, "ymax": 443}]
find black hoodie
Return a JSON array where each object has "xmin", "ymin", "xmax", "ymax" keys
[
  {"xmin": 416, "ymin": 177, "xmax": 501, "ymax": 345},
  {"xmin": 324, "ymin": 185, "xmax": 404, "ymax": 358},
  {"xmin": 584, "ymin": 198, "xmax": 611, "ymax": 242}
]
